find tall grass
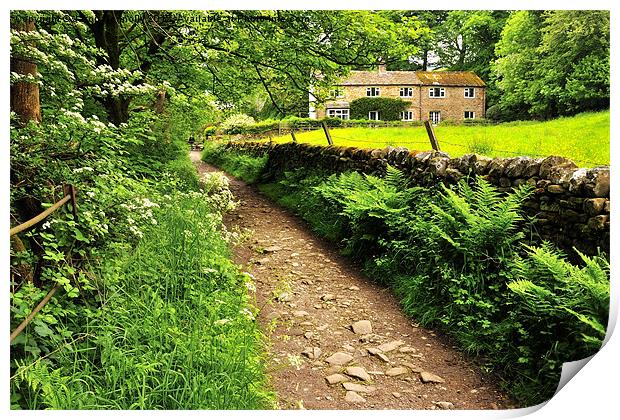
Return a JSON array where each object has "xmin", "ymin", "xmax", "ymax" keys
[
  {"xmin": 264, "ymin": 111, "xmax": 609, "ymax": 167},
  {"xmin": 11, "ymin": 182, "xmax": 274, "ymax": 409}
]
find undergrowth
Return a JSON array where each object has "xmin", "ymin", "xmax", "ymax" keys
[
  {"xmin": 206, "ymin": 143, "xmax": 610, "ymax": 407},
  {"xmin": 201, "ymin": 142, "xmax": 268, "ymax": 183},
  {"xmin": 11, "ymin": 172, "xmax": 274, "ymax": 409}
]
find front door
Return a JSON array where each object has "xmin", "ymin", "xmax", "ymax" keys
[{"xmin": 429, "ymin": 111, "xmax": 441, "ymax": 125}]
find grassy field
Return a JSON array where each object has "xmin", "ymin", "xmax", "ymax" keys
[{"xmin": 265, "ymin": 111, "xmax": 609, "ymax": 167}]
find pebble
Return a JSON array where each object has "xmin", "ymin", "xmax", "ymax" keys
[
  {"xmin": 378, "ymin": 340, "xmax": 405, "ymax": 353},
  {"xmin": 352, "ymin": 320, "xmax": 373, "ymax": 335},
  {"xmin": 348, "ymin": 286, "xmax": 360, "ymax": 291},
  {"xmin": 325, "ymin": 373, "xmax": 348, "ymax": 385},
  {"xmin": 385, "ymin": 367, "xmax": 409, "ymax": 377},
  {"xmin": 325, "ymin": 352, "xmax": 354, "ymax": 366},
  {"xmin": 420, "ymin": 371, "xmax": 446, "ymax": 384},
  {"xmin": 293, "ymin": 310, "xmax": 310, "ymax": 317},
  {"xmin": 392, "ymin": 392, "xmax": 401, "ymax": 398},
  {"xmin": 321, "ymin": 293, "xmax": 336, "ymax": 301},
  {"xmin": 301, "ymin": 347, "xmax": 322, "ymax": 359},
  {"xmin": 436, "ymin": 401, "xmax": 455, "ymax": 410},
  {"xmin": 345, "ymin": 366, "xmax": 371, "ymax": 381},
  {"xmin": 344, "ymin": 391, "xmax": 366, "ymax": 403}
]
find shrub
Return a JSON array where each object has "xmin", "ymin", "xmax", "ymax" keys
[
  {"xmin": 349, "ymin": 97, "xmax": 411, "ymax": 121},
  {"xmin": 219, "ymin": 114, "xmax": 256, "ymax": 134}
]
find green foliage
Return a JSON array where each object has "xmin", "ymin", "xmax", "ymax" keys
[
  {"xmin": 12, "ymin": 183, "xmax": 274, "ymax": 409},
  {"xmin": 219, "ymin": 114, "xmax": 257, "ymax": 135},
  {"xmin": 239, "ymin": 157, "xmax": 609, "ymax": 406},
  {"xmin": 493, "ymin": 10, "xmax": 610, "ymax": 119},
  {"xmin": 201, "ymin": 142, "xmax": 268, "ymax": 184},
  {"xmin": 349, "ymin": 97, "xmax": 410, "ymax": 121}
]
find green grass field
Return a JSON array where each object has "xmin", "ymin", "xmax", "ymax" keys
[{"xmin": 265, "ymin": 111, "xmax": 609, "ymax": 167}]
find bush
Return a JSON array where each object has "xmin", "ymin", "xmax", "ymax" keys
[
  {"xmin": 349, "ymin": 97, "xmax": 411, "ymax": 121},
  {"xmin": 220, "ymin": 114, "xmax": 257, "ymax": 134}
]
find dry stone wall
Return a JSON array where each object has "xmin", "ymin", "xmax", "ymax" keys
[{"xmin": 221, "ymin": 141, "xmax": 610, "ymax": 257}]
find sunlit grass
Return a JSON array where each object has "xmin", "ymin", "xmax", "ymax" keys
[
  {"xmin": 265, "ymin": 111, "xmax": 609, "ymax": 167},
  {"xmin": 13, "ymin": 191, "xmax": 275, "ymax": 409}
]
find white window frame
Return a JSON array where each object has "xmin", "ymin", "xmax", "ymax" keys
[
  {"xmin": 368, "ymin": 110, "xmax": 380, "ymax": 121},
  {"xmin": 400, "ymin": 110, "xmax": 414, "ymax": 121},
  {"xmin": 366, "ymin": 87, "xmax": 381, "ymax": 97},
  {"xmin": 464, "ymin": 111, "xmax": 475, "ymax": 119},
  {"xmin": 327, "ymin": 108, "xmax": 350, "ymax": 120},
  {"xmin": 429, "ymin": 87, "xmax": 446, "ymax": 98},
  {"xmin": 429, "ymin": 111, "xmax": 441, "ymax": 124},
  {"xmin": 399, "ymin": 87, "xmax": 413, "ymax": 98},
  {"xmin": 464, "ymin": 87, "xmax": 476, "ymax": 98}
]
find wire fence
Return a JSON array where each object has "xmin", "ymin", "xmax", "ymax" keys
[
  {"xmin": 278, "ymin": 123, "xmax": 609, "ymax": 168},
  {"xmin": 10, "ymin": 184, "xmax": 78, "ymax": 343}
]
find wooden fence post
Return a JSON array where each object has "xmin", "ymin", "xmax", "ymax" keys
[
  {"xmin": 424, "ymin": 120, "xmax": 440, "ymax": 151},
  {"xmin": 290, "ymin": 130, "xmax": 297, "ymax": 143},
  {"xmin": 321, "ymin": 121, "xmax": 333, "ymax": 145}
]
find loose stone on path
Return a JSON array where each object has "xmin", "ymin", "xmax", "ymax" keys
[
  {"xmin": 352, "ymin": 320, "xmax": 373, "ymax": 335},
  {"xmin": 345, "ymin": 366, "xmax": 371, "ymax": 381},
  {"xmin": 325, "ymin": 352, "xmax": 354, "ymax": 366},
  {"xmin": 378, "ymin": 340, "xmax": 405, "ymax": 353},
  {"xmin": 344, "ymin": 391, "xmax": 366, "ymax": 403},
  {"xmin": 420, "ymin": 371, "xmax": 446, "ymax": 384},
  {"xmin": 325, "ymin": 374, "xmax": 348, "ymax": 385}
]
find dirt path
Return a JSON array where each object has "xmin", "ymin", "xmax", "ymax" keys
[{"xmin": 191, "ymin": 151, "xmax": 514, "ymax": 410}]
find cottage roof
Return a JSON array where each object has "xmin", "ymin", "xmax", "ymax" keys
[
  {"xmin": 338, "ymin": 70, "xmax": 485, "ymax": 87},
  {"xmin": 416, "ymin": 71, "xmax": 486, "ymax": 87}
]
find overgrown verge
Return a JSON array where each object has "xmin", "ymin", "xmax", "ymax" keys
[{"xmin": 202, "ymin": 144, "xmax": 610, "ymax": 407}]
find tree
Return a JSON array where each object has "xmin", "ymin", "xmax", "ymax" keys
[
  {"xmin": 493, "ymin": 10, "xmax": 610, "ymax": 119},
  {"xmin": 10, "ymin": 17, "xmax": 41, "ymax": 125}
]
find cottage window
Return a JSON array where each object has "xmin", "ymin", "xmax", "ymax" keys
[
  {"xmin": 429, "ymin": 87, "xmax": 445, "ymax": 98},
  {"xmin": 400, "ymin": 87, "xmax": 413, "ymax": 98},
  {"xmin": 400, "ymin": 111, "xmax": 414, "ymax": 121},
  {"xmin": 331, "ymin": 87, "xmax": 344, "ymax": 99},
  {"xmin": 368, "ymin": 111, "xmax": 380, "ymax": 121},
  {"xmin": 464, "ymin": 111, "xmax": 475, "ymax": 119},
  {"xmin": 366, "ymin": 87, "xmax": 381, "ymax": 97},
  {"xmin": 327, "ymin": 108, "xmax": 350, "ymax": 120},
  {"xmin": 464, "ymin": 87, "xmax": 475, "ymax": 98},
  {"xmin": 429, "ymin": 111, "xmax": 441, "ymax": 124}
]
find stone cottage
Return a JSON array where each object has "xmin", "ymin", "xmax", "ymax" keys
[{"xmin": 309, "ymin": 65, "xmax": 486, "ymax": 123}]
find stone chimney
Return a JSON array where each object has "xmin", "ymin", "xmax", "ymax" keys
[{"xmin": 378, "ymin": 58, "xmax": 387, "ymax": 73}]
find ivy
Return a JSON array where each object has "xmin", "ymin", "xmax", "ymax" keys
[{"xmin": 349, "ymin": 97, "xmax": 411, "ymax": 121}]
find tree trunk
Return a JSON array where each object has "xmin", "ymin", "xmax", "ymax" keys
[
  {"xmin": 154, "ymin": 90, "xmax": 167, "ymax": 114},
  {"xmin": 422, "ymin": 49, "xmax": 429, "ymax": 71},
  {"xmin": 91, "ymin": 11, "xmax": 131, "ymax": 125},
  {"xmin": 10, "ymin": 19, "xmax": 41, "ymax": 126}
]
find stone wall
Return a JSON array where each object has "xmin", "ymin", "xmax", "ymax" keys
[{"xmin": 221, "ymin": 141, "xmax": 610, "ymax": 257}]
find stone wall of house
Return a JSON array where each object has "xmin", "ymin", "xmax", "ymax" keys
[
  {"xmin": 420, "ymin": 86, "xmax": 485, "ymax": 121},
  {"xmin": 317, "ymin": 85, "xmax": 485, "ymax": 121},
  {"xmin": 220, "ymin": 141, "xmax": 610, "ymax": 258}
]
